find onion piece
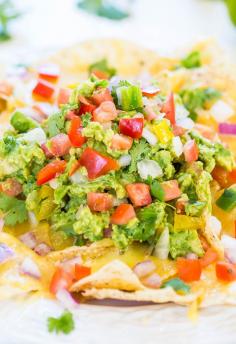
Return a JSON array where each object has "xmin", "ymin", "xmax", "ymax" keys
[
  {"xmin": 210, "ymin": 100, "xmax": 234, "ymax": 122},
  {"xmin": 56, "ymin": 289, "xmax": 79, "ymax": 311},
  {"xmin": 20, "ymin": 257, "xmax": 41, "ymax": 279},
  {"xmin": 48, "ymin": 178, "xmax": 59, "ymax": 190},
  {"xmin": 69, "ymin": 171, "xmax": 87, "ymax": 184},
  {"xmin": 221, "ymin": 235, "xmax": 236, "ymax": 263},
  {"xmin": 34, "ymin": 243, "xmax": 51, "ymax": 256},
  {"xmin": 118, "ymin": 154, "xmax": 131, "ymax": 167},
  {"xmin": 61, "ymin": 256, "xmax": 83, "ymax": 274},
  {"xmin": 133, "ymin": 260, "xmax": 156, "ymax": 278},
  {"xmin": 22, "ymin": 128, "xmax": 47, "ymax": 145},
  {"xmin": 176, "ymin": 117, "xmax": 195, "ymax": 130},
  {"xmin": 219, "ymin": 122, "xmax": 236, "ymax": 135},
  {"xmin": 206, "ymin": 216, "xmax": 222, "ymax": 237},
  {"xmin": 175, "ymin": 104, "xmax": 189, "ymax": 121},
  {"xmin": 0, "ymin": 243, "xmax": 14, "ymax": 263},
  {"xmin": 142, "ymin": 127, "xmax": 158, "ymax": 146},
  {"xmin": 137, "ymin": 159, "xmax": 163, "ymax": 179},
  {"xmin": 28, "ymin": 211, "xmax": 38, "ymax": 227},
  {"xmin": 154, "ymin": 227, "xmax": 169, "ymax": 259},
  {"xmin": 172, "ymin": 136, "xmax": 183, "ymax": 157},
  {"xmin": 186, "ymin": 253, "xmax": 198, "ymax": 260},
  {"xmin": 142, "ymin": 273, "xmax": 162, "ymax": 289},
  {"xmin": 0, "ymin": 218, "xmax": 4, "ymax": 232},
  {"xmin": 19, "ymin": 232, "xmax": 37, "ymax": 249}
]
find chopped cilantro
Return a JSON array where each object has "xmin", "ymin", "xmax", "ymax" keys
[
  {"xmin": 150, "ymin": 180, "xmax": 165, "ymax": 201},
  {"xmin": 1, "ymin": 136, "xmax": 17, "ymax": 154},
  {"xmin": 181, "ymin": 51, "xmax": 201, "ymax": 69},
  {"xmin": 161, "ymin": 278, "xmax": 190, "ymax": 294},
  {"xmin": 48, "ymin": 311, "xmax": 75, "ymax": 335},
  {"xmin": 0, "ymin": 193, "xmax": 27, "ymax": 226},
  {"xmin": 89, "ymin": 58, "xmax": 116, "ymax": 78},
  {"xmin": 81, "ymin": 112, "xmax": 92, "ymax": 127}
]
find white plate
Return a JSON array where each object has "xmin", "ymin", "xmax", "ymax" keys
[{"xmin": 1, "ymin": 296, "xmax": 236, "ymax": 344}]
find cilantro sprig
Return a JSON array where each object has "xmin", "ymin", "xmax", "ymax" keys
[
  {"xmin": 0, "ymin": 193, "xmax": 27, "ymax": 226},
  {"xmin": 77, "ymin": 0, "xmax": 130, "ymax": 20},
  {"xmin": 48, "ymin": 311, "xmax": 75, "ymax": 335}
]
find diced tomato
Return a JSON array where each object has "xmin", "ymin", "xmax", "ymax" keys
[
  {"xmin": 126, "ymin": 183, "xmax": 152, "ymax": 207},
  {"xmin": 119, "ymin": 118, "xmax": 144, "ymax": 139},
  {"xmin": 87, "ymin": 192, "xmax": 113, "ymax": 212},
  {"xmin": 111, "ymin": 204, "xmax": 136, "ymax": 225},
  {"xmin": 78, "ymin": 95, "xmax": 96, "ymax": 115},
  {"xmin": 142, "ymin": 86, "xmax": 160, "ymax": 97},
  {"xmin": 69, "ymin": 160, "xmax": 80, "ymax": 177},
  {"xmin": 68, "ymin": 117, "xmax": 86, "ymax": 148},
  {"xmin": 37, "ymin": 160, "xmax": 66, "ymax": 185},
  {"xmin": 216, "ymin": 261, "xmax": 236, "ymax": 282},
  {"xmin": 228, "ymin": 169, "xmax": 236, "ymax": 186},
  {"xmin": 183, "ymin": 140, "xmax": 199, "ymax": 163},
  {"xmin": 93, "ymin": 101, "xmax": 117, "ymax": 123},
  {"xmin": 111, "ymin": 134, "xmax": 133, "ymax": 150},
  {"xmin": 38, "ymin": 63, "xmax": 60, "ymax": 82},
  {"xmin": 92, "ymin": 69, "xmax": 109, "ymax": 80},
  {"xmin": 173, "ymin": 124, "xmax": 186, "ymax": 136},
  {"xmin": 0, "ymin": 178, "xmax": 22, "ymax": 197},
  {"xmin": 80, "ymin": 148, "xmax": 118, "ymax": 179},
  {"xmin": 200, "ymin": 248, "xmax": 218, "ymax": 268},
  {"xmin": 74, "ymin": 264, "xmax": 91, "ymax": 281},
  {"xmin": 91, "ymin": 88, "xmax": 113, "ymax": 105},
  {"xmin": 50, "ymin": 266, "xmax": 73, "ymax": 294},
  {"xmin": 32, "ymin": 79, "xmax": 55, "ymax": 100},
  {"xmin": 211, "ymin": 166, "xmax": 229, "ymax": 188},
  {"xmin": 161, "ymin": 180, "xmax": 181, "ymax": 201},
  {"xmin": 177, "ymin": 258, "xmax": 202, "ymax": 282},
  {"xmin": 41, "ymin": 143, "xmax": 54, "ymax": 158},
  {"xmin": 66, "ymin": 110, "xmax": 78, "ymax": 120},
  {"xmin": 161, "ymin": 93, "xmax": 175, "ymax": 125},
  {"xmin": 50, "ymin": 133, "xmax": 72, "ymax": 157},
  {"xmin": 0, "ymin": 81, "xmax": 13, "ymax": 97},
  {"xmin": 57, "ymin": 88, "xmax": 72, "ymax": 105}
]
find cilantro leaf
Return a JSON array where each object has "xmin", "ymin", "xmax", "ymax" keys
[
  {"xmin": 0, "ymin": 136, "xmax": 17, "ymax": 155},
  {"xmin": 89, "ymin": 58, "xmax": 116, "ymax": 78},
  {"xmin": 81, "ymin": 112, "xmax": 92, "ymax": 127},
  {"xmin": 48, "ymin": 311, "xmax": 75, "ymax": 335},
  {"xmin": 77, "ymin": 0, "xmax": 129, "ymax": 21},
  {"xmin": 181, "ymin": 51, "xmax": 201, "ymax": 69},
  {"xmin": 128, "ymin": 139, "xmax": 151, "ymax": 174},
  {"xmin": 0, "ymin": 193, "xmax": 27, "ymax": 226}
]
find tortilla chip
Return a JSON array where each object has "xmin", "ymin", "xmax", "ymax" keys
[
  {"xmin": 71, "ymin": 260, "xmax": 144, "ymax": 292},
  {"xmin": 48, "ymin": 238, "xmax": 114, "ymax": 263}
]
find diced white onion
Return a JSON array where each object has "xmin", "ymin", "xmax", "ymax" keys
[
  {"xmin": 48, "ymin": 178, "xmax": 59, "ymax": 190},
  {"xmin": 61, "ymin": 256, "xmax": 83, "ymax": 274},
  {"xmin": 175, "ymin": 104, "xmax": 189, "ymax": 121},
  {"xmin": 154, "ymin": 227, "xmax": 169, "ymax": 259},
  {"xmin": 176, "ymin": 117, "xmax": 195, "ymax": 130},
  {"xmin": 28, "ymin": 211, "xmax": 38, "ymax": 227},
  {"xmin": 69, "ymin": 171, "xmax": 87, "ymax": 184},
  {"xmin": 34, "ymin": 243, "xmax": 51, "ymax": 256},
  {"xmin": 142, "ymin": 127, "xmax": 158, "ymax": 146},
  {"xmin": 20, "ymin": 257, "xmax": 41, "ymax": 279},
  {"xmin": 116, "ymin": 87, "xmax": 122, "ymax": 107},
  {"xmin": 0, "ymin": 243, "xmax": 14, "ymax": 263},
  {"xmin": 56, "ymin": 289, "xmax": 79, "ymax": 311},
  {"xmin": 22, "ymin": 128, "xmax": 47, "ymax": 145},
  {"xmin": 118, "ymin": 154, "xmax": 131, "ymax": 167},
  {"xmin": 19, "ymin": 231, "xmax": 37, "ymax": 249},
  {"xmin": 133, "ymin": 260, "xmax": 156, "ymax": 278},
  {"xmin": 172, "ymin": 136, "xmax": 183, "ymax": 157},
  {"xmin": 186, "ymin": 253, "xmax": 198, "ymax": 260},
  {"xmin": 210, "ymin": 100, "xmax": 234, "ymax": 122},
  {"xmin": 142, "ymin": 273, "xmax": 162, "ymax": 289},
  {"xmin": 221, "ymin": 235, "xmax": 236, "ymax": 263},
  {"xmin": 206, "ymin": 215, "xmax": 222, "ymax": 237},
  {"xmin": 0, "ymin": 218, "xmax": 4, "ymax": 232},
  {"xmin": 137, "ymin": 159, "xmax": 163, "ymax": 179}
]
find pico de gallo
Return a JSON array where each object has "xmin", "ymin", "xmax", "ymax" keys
[{"xmin": 0, "ymin": 50, "xmax": 236, "ymax": 304}]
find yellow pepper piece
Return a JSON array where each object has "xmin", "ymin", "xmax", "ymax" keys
[
  {"xmin": 151, "ymin": 120, "xmax": 174, "ymax": 144},
  {"xmin": 174, "ymin": 214, "xmax": 205, "ymax": 231}
]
